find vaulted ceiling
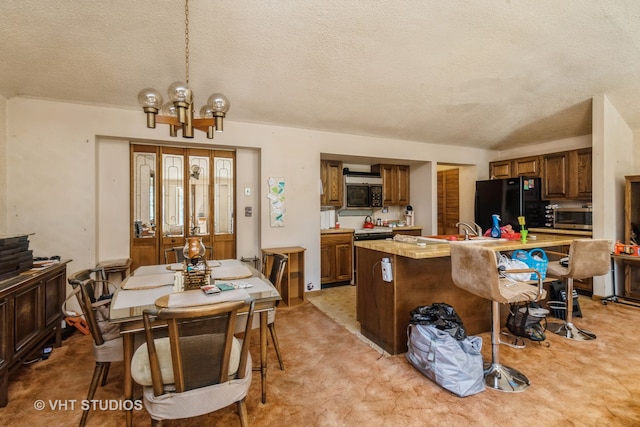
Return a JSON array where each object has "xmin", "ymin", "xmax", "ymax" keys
[{"xmin": 1, "ymin": 1, "xmax": 639, "ymax": 150}]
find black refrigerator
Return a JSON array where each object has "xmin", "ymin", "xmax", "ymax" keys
[{"xmin": 474, "ymin": 177, "xmax": 547, "ymax": 233}]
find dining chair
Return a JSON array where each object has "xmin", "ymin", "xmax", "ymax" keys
[
  {"xmin": 65, "ymin": 269, "xmax": 122, "ymax": 427},
  {"xmin": 131, "ymin": 298, "xmax": 255, "ymax": 426},
  {"xmin": 164, "ymin": 245, "xmax": 214, "ymax": 264},
  {"xmin": 236, "ymin": 253, "xmax": 288, "ymax": 370}
]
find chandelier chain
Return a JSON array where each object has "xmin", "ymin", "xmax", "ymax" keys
[{"xmin": 185, "ymin": 0, "xmax": 190, "ymax": 85}]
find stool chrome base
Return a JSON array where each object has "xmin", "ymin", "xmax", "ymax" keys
[
  {"xmin": 484, "ymin": 362, "xmax": 530, "ymax": 392},
  {"xmin": 548, "ymin": 322, "xmax": 596, "ymax": 340}
]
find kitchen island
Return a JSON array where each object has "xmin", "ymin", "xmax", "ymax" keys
[{"xmin": 355, "ymin": 234, "xmax": 578, "ymax": 354}]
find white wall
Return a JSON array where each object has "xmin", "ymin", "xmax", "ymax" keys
[
  {"xmin": 592, "ymin": 95, "xmax": 634, "ymax": 296},
  {"xmin": 0, "ymin": 95, "xmax": 7, "ymax": 234},
  {"xmin": 5, "ymin": 97, "xmax": 491, "ymax": 293}
]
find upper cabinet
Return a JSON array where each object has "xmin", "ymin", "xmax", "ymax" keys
[
  {"xmin": 490, "ymin": 148, "xmax": 591, "ymax": 201},
  {"xmin": 489, "ymin": 156, "xmax": 541, "ymax": 179},
  {"xmin": 320, "ymin": 160, "xmax": 344, "ymax": 207},
  {"xmin": 542, "ymin": 148, "xmax": 592, "ymax": 200},
  {"xmin": 371, "ymin": 164, "xmax": 410, "ymax": 206}
]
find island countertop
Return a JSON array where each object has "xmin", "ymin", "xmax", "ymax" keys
[{"xmin": 354, "ymin": 234, "xmax": 579, "ymax": 259}]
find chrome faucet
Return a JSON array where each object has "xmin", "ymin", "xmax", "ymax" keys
[{"xmin": 455, "ymin": 221, "xmax": 483, "ymax": 239}]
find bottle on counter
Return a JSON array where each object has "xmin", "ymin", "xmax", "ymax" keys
[{"xmin": 490, "ymin": 214, "xmax": 501, "ymax": 238}]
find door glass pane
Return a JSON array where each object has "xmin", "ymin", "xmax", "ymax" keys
[
  {"xmin": 214, "ymin": 156, "xmax": 234, "ymax": 234},
  {"xmin": 163, "ymin": 153, "xmax": 184, "ymax": 237},
  {"xmin": 133, "ymin": 152, "xmax": 156, "ymax": 238},
  {"xmin": 188, "ymin": 155, "xmax": 210, "ymax": 236}
]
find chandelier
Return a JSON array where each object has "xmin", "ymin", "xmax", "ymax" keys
[{"xmin": 137, "ymin": 0, "xmax": 229, "ymax": 139}]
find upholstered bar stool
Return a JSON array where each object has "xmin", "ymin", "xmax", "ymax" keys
[
  {"xmin": 545, "ymin": 239, "xmax": 611, "ymax": 341},
  {"xmin": 450, "ymin": 243, "xmax": 545, "ymax": 392}
]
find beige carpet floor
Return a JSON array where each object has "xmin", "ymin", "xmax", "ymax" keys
[{"xmin": 2, "ymin": 287, "xmax": 640, "ymax": 426}]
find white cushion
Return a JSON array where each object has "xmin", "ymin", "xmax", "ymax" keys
[{"xmin": 131, "ymin": 335, "xmax": 241, "ymax": 386}]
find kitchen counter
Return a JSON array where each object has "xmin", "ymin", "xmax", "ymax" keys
[
  {"xmin": 354, "ymin": 233, "xmax": 577, "ymax": 259},
  {"xmin": 320, "ymin": 225, "xmax": 422, "ymax": 235},
  {"xmin": 355, "ymin": 234, "xmax": 580, "ymax": 354},
  {"xmin": 528, "ymin": 227, "xmax": 593, "ymax": 237},
  {"xmin": 321, "ymin": 228, "xmax": 355, "ymax": 235}
]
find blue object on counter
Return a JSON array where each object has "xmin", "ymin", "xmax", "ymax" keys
[{"xmin": 490, "ymin": 214, "xmax": 501, "ymax": 238}]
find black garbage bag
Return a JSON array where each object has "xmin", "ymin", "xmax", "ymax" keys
[{"xmin": 409, "ymin": 303, "xmax": 466, "ymax": 341}]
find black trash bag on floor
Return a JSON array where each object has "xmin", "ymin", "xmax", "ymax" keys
[{"xmin": 409, "ymin": 303, "xmax": 466, "ymax": 341}]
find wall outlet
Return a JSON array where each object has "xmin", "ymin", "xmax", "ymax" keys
[{"xmin": 245, "ymin": 206, "xmax": 252, "ymax": 217}]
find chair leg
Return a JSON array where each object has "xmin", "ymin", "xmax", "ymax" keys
[
  {"xmin": 237, "ymin": 398, "xmax": 249, "ymax": 427},
  {"xmin": 80, "ymin": 362, "xmax": 106, "ymax": 427},
  {"xmin": 100, "ymin": 362, "xmax": 111, "ymax": 386},
  {"xmin": 548, "ymin": 278, "xmax": 596, "ymax": 341},
  {"xmin": 268, "ymin": 322, "xmax": 285, "ymax": 371},
  {"xmin": 484, "ymin": 301, "xmax": 530, "ymax": 392}
]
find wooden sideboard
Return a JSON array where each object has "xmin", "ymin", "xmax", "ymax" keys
[{"xmin": 0, "ymin": 261, "xmax": 68, "ymax": 407}]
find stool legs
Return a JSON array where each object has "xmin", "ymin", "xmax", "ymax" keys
[
  {"xmin": 484, "ymin": 301, "xmax": 530, "ymax": 392},
  {"xmin": 548, "ymin": 278, "xmax": 596, "ymax": 341}
]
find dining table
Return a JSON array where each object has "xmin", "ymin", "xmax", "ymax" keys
[{"xmin": 109, "ymin": 258, "xmax": 282, "ymax": 427}]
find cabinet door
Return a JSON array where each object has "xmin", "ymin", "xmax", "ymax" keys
[
  {"xmin": 320, "ymin": 160, "xmax": 343, "ymax": 206},
  {"xmin": 543, "ymin": 152, "xmax": 569, "ymax": 199},
  {"xmin": 379, "ymin": 164, "xmax": 397, "ymax": 205},
  {"xmin": 513, "ymin": 156, "xmax": 541, "ymax": 177},
  {"xmin": 14, "ymin": 282, "xmax": 41, "ymax": 356},
  {"xmin": 320, "ymin": 242, "xmax": 333, "ymax": 283},
  {"xmin": 396, "ymin": 165, "xmax": 410, "ymax": 205},
  {"xmin": 489, "ymin": 160, "xmax": 512, "ymax": 179},
  {"xmin": 43, "ymin": 271, "xmax": 65, "ymax": 328},
  {"xmin": 334, "ymin": 242, "xmax": 353, "ymax": 282},
  {"xmin": 571, "ymin": 148, "xmax": 592, "ymax": 199},
  {"xmin": 437, "ymin": 169, "xmax": 460, "ymax": 235}
]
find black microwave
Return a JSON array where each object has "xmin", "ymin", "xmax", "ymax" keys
[
  {"xmin": 345, "ymin": 176, "xmax": 383, "ymax": 208},
  {"xmin": 553, "ymin": 207, "xmax": 593, "ymax": 230}
]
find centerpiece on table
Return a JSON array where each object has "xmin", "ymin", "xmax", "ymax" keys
[{"xmin": 182, "ymin": 237, "xmax": 210, "ymax": 290}]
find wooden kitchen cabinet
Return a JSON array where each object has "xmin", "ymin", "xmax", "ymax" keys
[
  {"xmin": 372, "ymin": 164, "xmax": 410, "ymax": 206},
  {"xmin": 262, "ymin": 246, "xmax": 306, "ymax": 306},
  {"xmin": 320, "ymin": 160, "xmax": 344, "ymax": 207},
  {"xmin": 321, "ymin": 233, "xmax": 353, "ymax": 285},
  {"xmin": 489, "ymin": 156, "xmax": 541, "ymax": 179},
  {"xmin": 1, "ymin": 262, "xmax": 68, "ymax": 407},
  {"xmin": 542, "ymin": 148, "xmax": 592, "ymax": 200}
]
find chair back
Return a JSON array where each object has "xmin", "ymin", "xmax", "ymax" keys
[
  {"xmin": 262, "ymin": 253, "xmax": 288, "ymax": 293},
  {"xmin": 165, "ymin": 246, "xmax": 214, "ymax": 264},
  {"xmin": 142, "ymin": 298, "xmax": 255, "ymax": 397},
  {"xmin": 67, "ymin": 269, "xmax": 108, "ymax": 346},
  {"xmin": 566, "ymin": 239, "xmax": 612, "ymax": 279},
  {"xmin": 450, "ymin": 243, "xmax": 504, "ymax": 302}
]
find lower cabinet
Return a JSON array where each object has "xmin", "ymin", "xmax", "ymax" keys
[
  {"xmin": 321, "ymin": 233, "xmax": 353, "ymax": 285},
  {"xmin": 0, "ymin": 262, "xmax": 68, "ymax": 407}
]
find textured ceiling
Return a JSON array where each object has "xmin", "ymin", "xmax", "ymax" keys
[{"xmin": 1, "ymin": 1, "xmax": 639, "ymax": 150}]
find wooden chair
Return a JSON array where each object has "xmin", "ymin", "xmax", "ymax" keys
[
  {"xmin": 260, "ymin": 252, "xmax": 288, "ymax": 370},
  {"xmin": 65, "ymin": 269, "xmax": 122, "ymax": 427},
  {"xmin": 450, "ymin": 243, "xmax": 545, "ymax": 392},
  {"xmin": 545, "ymin": 239, "xmax": 612, "ymax": 340},
  {"xmin": 131, "ymin": 299, "xmax": 255, "ymax": 426},
  {"xmin": 164, "ymin": 245, "xmax": 214, "ymax": 264}
]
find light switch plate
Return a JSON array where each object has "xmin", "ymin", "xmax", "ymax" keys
[{"xmin": 244, "ymin": 187, "xmax": 251, "ymax": 196}]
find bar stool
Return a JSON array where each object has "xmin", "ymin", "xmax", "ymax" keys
[
  {"xmin": 545, "ymin": 239, "xmax": 611, "ymax": 341},
  {"xmin": 450, "ymin": 243, "xmax": 545, "ymax": 392}
]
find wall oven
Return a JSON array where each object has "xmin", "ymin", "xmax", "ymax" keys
[
  {"xmin": 553, "ymin": 207, "xmax": 593, "ymax": 230},
  {"xmin": 344, "ymin": 175, "xmax": 383, "ymax": 208}
]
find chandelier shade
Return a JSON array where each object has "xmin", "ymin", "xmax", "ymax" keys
[{"xmin": 137, "ymin": 0, "xmax": 229, "ymax": 139}]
